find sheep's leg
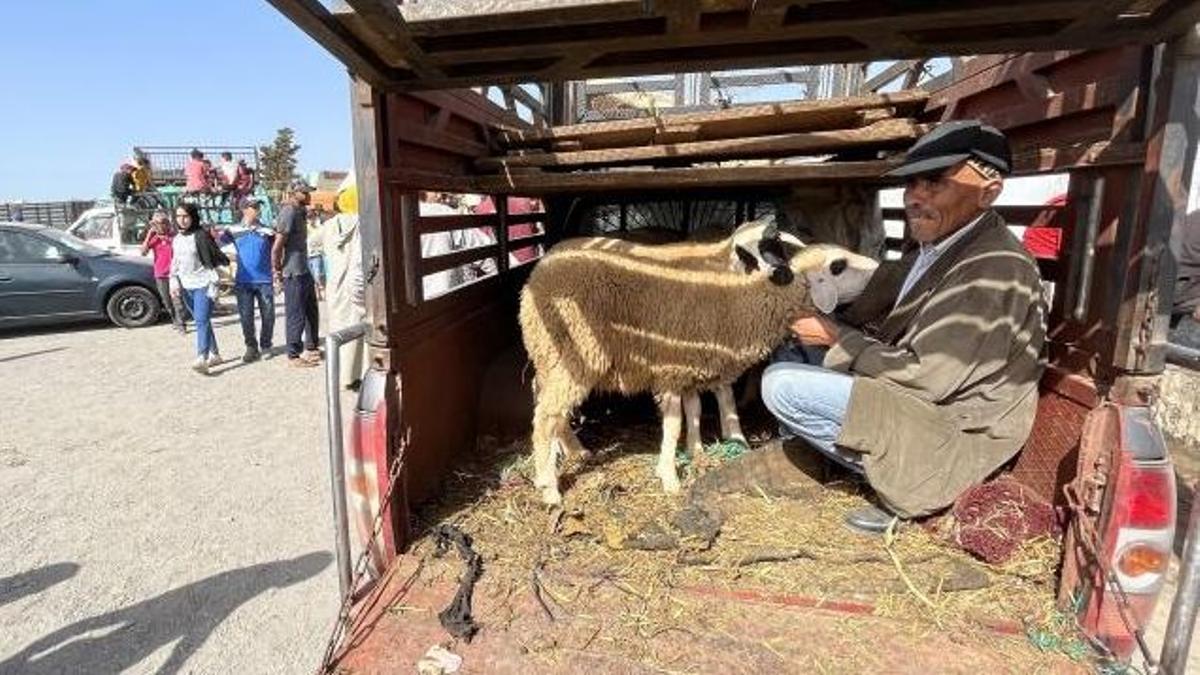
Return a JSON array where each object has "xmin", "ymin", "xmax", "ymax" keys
[
  {"xmin": 656, "ymin": 392, "xmax": 683, "ymax": 494},
  {"xmin": 714, "ymin": 384, "xmax": 747, "ymax": 445},
  {"xmin": 531, "ymin": 407, "xmax": 564, "ymax": 506},
  {"xmin": 683, "ymin": 391, "xmax": 703, "ymax": 457}
]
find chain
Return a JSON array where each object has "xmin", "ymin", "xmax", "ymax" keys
[
  {"xmin": 316, "ymin": 431, "xmax": 409, "ymax": 674},
  {"xmin": 1064, "ymin": 480, "xmax": 1157, "ymax": 667}
]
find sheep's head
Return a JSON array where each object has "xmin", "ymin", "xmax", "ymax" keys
[
  {"xmin": 730, "ymin": 218, "xmax": 806, "ymax": 283},
  {"xmin": 791, "ymin": 244, "xmax": 879, "ymax": 313}
]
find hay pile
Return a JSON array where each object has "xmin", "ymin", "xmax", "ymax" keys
[{"xmin": 405, "ymin": 424, "xmax": 1089, "ymax": 672}]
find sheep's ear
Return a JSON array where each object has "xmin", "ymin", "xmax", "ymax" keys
[
  {"xmin": 804, "ymin": 269, "xmax": 839, "ymax": 313},
  {"xmin": 734, "ymin": 245, "xmax": 759, "ymax": 273}
]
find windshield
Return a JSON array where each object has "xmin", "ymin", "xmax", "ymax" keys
[{"xmin": 38, "ymin": 228, "xmax": 110, "ymax": 256}]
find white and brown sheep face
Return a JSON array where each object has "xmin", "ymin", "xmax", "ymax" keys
[{"xmin": 794, "ymin": 244, "xmax": 879, "ymax": 313}]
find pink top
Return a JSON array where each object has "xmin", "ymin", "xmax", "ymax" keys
[
  {"xmin": 474, "ymin": 196, "xmax": 541, "ymax": 263},
  {"xmin": 184, "ymin": 158, "xmax": 207, "ymax": 192},
  {"xmin": 146, "ymin": 231, "xmax": 174, "ymax": 278}
]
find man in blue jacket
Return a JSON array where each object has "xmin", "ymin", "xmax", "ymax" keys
[{"xmin": 218, "ymin": 197, "xmax": 276, "ymax": 362}]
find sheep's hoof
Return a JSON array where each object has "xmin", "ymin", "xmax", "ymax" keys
[
  {"xmin": 656, "ymin": 465, "xmax": 682, "ymax": 494},
  {"xmin": 539, "ymin": 486, "xmax": 563, "ymax": 506}
]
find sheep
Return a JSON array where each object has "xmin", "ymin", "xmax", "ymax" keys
[
  {"xmin": 549, "ymin": 218, "xmax": 808, "ymax": 461},
  {"xmin": 519, "ymin": 229, "xmax": 878, "ymax": 505}
]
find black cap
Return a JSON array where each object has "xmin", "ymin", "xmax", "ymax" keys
[{"xmin": 884, "ymin": 120, "xmax": 1012, "ymax": 178}]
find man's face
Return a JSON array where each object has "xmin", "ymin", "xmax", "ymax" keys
[
  {"xmin": 902, "ymin": 161, "xmax": 1002, "ymax": 243},
  {"xmin": 295, "ymin": 190, "xmax": 311, "ymax": 206},
  {"xmin": 243, "ymin": 204, "xmax": 260, "ymax": 221}
]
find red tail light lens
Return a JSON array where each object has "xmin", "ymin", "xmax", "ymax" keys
[{"xmin": 1123, "ymin": 465, "xmax": 1174, "ymax": 529}]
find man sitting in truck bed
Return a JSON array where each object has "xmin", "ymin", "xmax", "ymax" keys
[{"xmin": 760, "ymin": 121, "xmax": 1047, "ymax": 534}]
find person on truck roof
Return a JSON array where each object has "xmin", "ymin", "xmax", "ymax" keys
[
  {"xmin": 761, "ymin": 120, "xmax": 1047, "ymax": 534},
  {"xmin": 110, "ymin": 163, "xmax": 135, "ymax": 205},
  {"xmin": 184, "ymin": 149, "xmax": 208, "ymax": 194}
]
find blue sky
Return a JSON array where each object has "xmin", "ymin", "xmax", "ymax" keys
[{"xmin": 0, "ymin": 1, "xmax": 352, "ymax": 202}]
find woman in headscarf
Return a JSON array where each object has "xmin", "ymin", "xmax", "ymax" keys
[
  {"xmin": 319, "ymin": 174, "xmax": 367, "ymax": 390},
  {"xmin": 169, "ymin": 202, "xmax": 229, "ymax": 374}
]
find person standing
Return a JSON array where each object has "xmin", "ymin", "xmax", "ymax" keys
[
  {"xmin": 140, "ymin": 208, "xmax": 187, "ymax": 333},
  {"xmin": 306, "ymin": 207, "xmax": 327, "ymax": 301},
  {"xmin": 170, "ymin": 202, "xmax": 229, "ymax": 374},
  {"xmin": 217, "ymin": 198, "xmax": 276, "ymax": 362},
  {"xmin": 320, "ymin": 176, "xmax": 367, "ymax": 389},
  {"xmin": 272, "ymin": 179, "xmax": 321, "ymax": 367}
]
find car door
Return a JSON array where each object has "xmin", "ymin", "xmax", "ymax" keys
[{"xmin": 0, "ymin": 229, "xmax": 98, "ymax": 323}]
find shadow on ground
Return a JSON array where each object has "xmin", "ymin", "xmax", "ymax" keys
[
  {"xmin": 0, "ymin": 563, "xmax": 80, "ymax": 608},
  {"xmin": 0, "ymin": 552, "xmax": 330, "ymax": 675}
]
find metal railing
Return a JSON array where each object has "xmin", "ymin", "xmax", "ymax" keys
[
  {"xmin": 1160, "ymin": 483, "xmax": 1200, "ymax": 673},
  {"xmin": 322, "ymin": 322, "xmax": 369, "ymax": 598}
]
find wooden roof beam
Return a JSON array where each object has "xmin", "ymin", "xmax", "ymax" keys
[
  {"xmin": 265, "ymin": 0, "xmax": 409, "ymax": 89},
  {"xmin": 476, "ymin": 118, "xmax": 926, "ymax": 171},
  {"xmin": 342, "ymin": 0, "xmax": 444, "ymax": 79}
]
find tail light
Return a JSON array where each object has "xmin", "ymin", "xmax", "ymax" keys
[
  {"xmin": 345, "ymin": 368, "xmax": 395, "ymax": 576},
  {"xmin": 1082, "ymin": 407, "xmax": 1176, "ymax": 660}
]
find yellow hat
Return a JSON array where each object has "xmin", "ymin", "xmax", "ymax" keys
[{"xmin": 336, "ymin": 172, "xmax": 357, "ymax": 214}]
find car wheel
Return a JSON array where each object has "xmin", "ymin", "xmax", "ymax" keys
[{"xmin": 106, "ymin": 286, "xmax": 160, "ymax": 328}]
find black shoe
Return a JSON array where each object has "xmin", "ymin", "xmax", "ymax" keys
[
  {"xmin": 261, "ymin": 348, "xmax": 275, "ymax": 361},
  {"xmin": 242, "ymin": 348, "xmax": 261, "ymax": 364},
  {"xmin": 844, "ymin": 505, "xmax": 899, "ymax": 535}
]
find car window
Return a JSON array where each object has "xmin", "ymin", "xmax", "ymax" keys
[
  {"xmin": 38, "ymin": 228, "xmax": 108, "ymax": 256},
  {"xmin": 75, "ymin": 214, "xmax": 114, "ymax": 241},
  {"xmin": 0, "ymin": 231, "xmax": 64, "ymax": 263}
]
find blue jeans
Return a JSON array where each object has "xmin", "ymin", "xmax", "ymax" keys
[
  {"xmin": 234, "ymin": 282, "xmax": 275, "ymax": 351},
  {"xmin": 183, "ymin": 288, "xmax": 218, "ymax": 358},
  {"xmin": 307, "ymin": 255, "xmax": 326, "ymax": 285},
  {"xmin": 760, "ymin": 361, "xmax": 864, "ymax": 474}
]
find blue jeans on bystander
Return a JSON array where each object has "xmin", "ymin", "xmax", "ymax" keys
[{"xmin": 234, "ymin": 283, "xmax": 275, "ymax": 352}]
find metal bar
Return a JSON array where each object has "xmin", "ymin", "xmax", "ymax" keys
[
  {"xmin": 1161, "ymin": 483, "xmax": 1200, "ymax": 674},
  {"xmin": 323, "ymin": 321, "xmax": 369, "ymax": 601},
  {"xmin": 1073, "ymin": 175, "xmax": 1104, "ymax": 323},
  {"xmin": 497, "ymin": 196, "xmax": 510, "ymax": 274},
  {"xmin": 1166, "ymin": 342, "xmax": 1200, "ymax": 370}
]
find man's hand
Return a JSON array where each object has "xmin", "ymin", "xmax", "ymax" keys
[
  {"xmin": 790, "ymin": 315, "xmax": 840, "ymax": 346},
  {"xmin": 1193, "ymin": 305, "xmax": 1200, "ymax": 322}
]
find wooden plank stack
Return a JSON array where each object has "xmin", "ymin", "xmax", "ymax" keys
[{"xmin": 472, "ymin": 90, "xmax": 930, "ymax": 191}]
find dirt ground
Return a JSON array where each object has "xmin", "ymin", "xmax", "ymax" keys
[{"xmin": 0, "ymin": 303, "xmax": 339, "ymax": 674}]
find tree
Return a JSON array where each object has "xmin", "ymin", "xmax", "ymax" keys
[{"xmin": 259, "ymin": 127, "xmax": 301, "ymax": 200}]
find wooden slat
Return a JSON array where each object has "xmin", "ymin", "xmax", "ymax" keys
[
  {"xmin": 415, "ymin": 213, "xmax": 497, "ymax": 234},
  {"xmin": 1010, "ymin": 140, "xmax": 1146, "ymax": 174},
  {"xmin": 343, "ymin": 0, "xmax": 442, "ymax": 78},
  {"xmin": 884, "ymin": 204, "xmax": 1064, "ymax": 225},
  {"xmin": 398, "ymin": 124, "xmax": 489, "ymax": 157},
  {"xmin": 861, "ymin": 59, "xmax": 922, "ymax": 93},
  {"xmin": 420, "ymin": 243, "xmax": 501, "ymax": 275},
  {"xmin": 476, "ymin": 118, "xmax": 926, "ymax": 171},
  {"xmin": 474, "ymin": 159, "xmax": 900, "ymax": 194},
  {"xmin": 497, "ymin": 90, "xmax": 928, "ymax": 149}
]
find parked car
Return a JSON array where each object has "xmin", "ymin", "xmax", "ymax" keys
[{"xmin": 0, "ymin": 222, "xmax": 160, "ymax": 330}]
